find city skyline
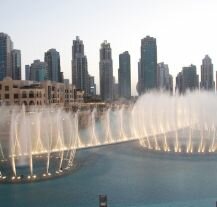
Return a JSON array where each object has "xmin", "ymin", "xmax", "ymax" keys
[
  {"xmin": 1, "ymin": 0, "xmax": 217, "ymax": 95},
  {"xmin": 1, "ymin": 1, "xmax": 217, "ymax": 206},
  {"xmin": 2, "ymin": 32, "xmax": 217, "ymax": 95}
]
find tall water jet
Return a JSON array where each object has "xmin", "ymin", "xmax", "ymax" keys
[
  {"xmin": 20, "ymin": 106, "xmax": 33, "ymax": 174},
  {"xmin": 34, "ymin": 111, "xmax": 44, "ymax": 154},
  {"xmin": 67, "ymin": 112, "xmax": 78, "ymax": 168},
  {"xmin": 0, "ymin": 142, "xmax": 4, "ymax": 160},
  {"xmin": 210, "ymin": 124, "xmax": 216, "ymax": 152},
  {"xmin": 74, "ymin": 109, "xmax": 83, "ymax": 148},
  {"xmin": 46, "ymin": 111, "xmax": 53, "ymax": 174},
  {"xmin": 10, "ymin": 110, "xmax": 17, "ymax": 176},
  {"xmin": 119, "ymin": 106, "xmax": 126, "ymax": 141},
  {"xmin": 198, "ymin": 124, "xmax": 206, "ymax": 153},
  {"xmin": 160, "ymin": 123, "xmax": 169, "ymax": 152},
  {"xmin": 105, "ymin": 108, "xmax": 112, "ymax": 144},
  {"xmin": 174, "ymin": 98, "xmax": 180, "ymax": 153},
  {"xmin": 90, "ymin": 108, "xmax": 98, "ymax": 145},
  {"xmin": 187, "ymin": 125, "xmax": 193, "ymax": 153},
  {"xmin": 131, "ymin": 106, "xmax": 139, "ymax": 139},
  {"xmin": 150, "ymin": 107, "xmax": 160, "ymax": 151},
  {"xmin": 57, "ymin": 111, "xmax": 65, "ymax": 171}
]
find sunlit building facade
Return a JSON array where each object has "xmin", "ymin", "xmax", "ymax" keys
[{"xmin": 0, "ymin": 77, "xmax": 83, "ymax": 106}]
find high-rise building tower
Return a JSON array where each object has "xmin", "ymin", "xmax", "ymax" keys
[
  {"xmin": 0, "ymin": 33, "xmax": 13, "ymax": 80},
  {"xmin": 200, "ymin": 55, "xmax": 215, "ymax": 90},
  {"xmin": 176, "ymin": 64, "xmax": 199, "ymax": 94},
  {"xmin": 30, "ymin": 60, "xmax": 48, "ymax": 82},
  {"xmin": 157, "ymin": 62, "xmax": 173, "ymax": 93},
  {"xmin": 182, "ymin": 64, "xmax": 199, "ymax": 92},
  {"xmin": 118, "ymin": 51, "xmax": 131, "ymax": 99},
  {"xmin": 137, "ymin": 60, "xmax": 142, "ymax": 94},
  {"xmin": 89, "ymin": 75, "xmax": 96, "ymax": 96},
  {"xmin": 71, "ymin": 36, "xmax": 89, "ymax": 95},
  {"xmin": 59, "ymin": 72, "xmax": 64, "ymax": 83},
  {"xmin": 25, "ymin": 65, "xmax": 30, "ymax": 80},
  {"xmin": 11, "ymin": 49, "xmax": 21, "ymax": 80},
  {"xmin": 175, "ymin": 72, "xmax": 183, "ymax": 94},
  {"xmin": 113, "ymin": 76, "xmax": 119, "ymax": 100},
  {"xmin": 139, "ymin": 36, "xmax": 157, "ymax": 94},
  {"xmin": 169, "ymin": 74, "xmax": 173, "ymax": 94},
  {"xmin": 99, "ymin": 40, "xmax": 113, "ymax": 101},
  {"xmin": 44, "ymin": 49, "xmax": 61, "ymax": 82}
]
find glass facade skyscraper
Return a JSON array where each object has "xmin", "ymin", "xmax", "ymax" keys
[
  {"xmin": 176, "ymin": 64, "xmax": 199, "ymax": 94},
  {"xmin": 45, "ymin": 49, "xmax": 61, "ymax": 82},
  {"xmin": 30, "ymin": 60, "xmax": 48, "ymax": 82},
  {"xmin": 72, "ymin": 36, "xmax": 89, "ymax": 95},
  {"xmin": 157, "ymin": 62, "xmax": 173, "ymax": 93},
  {"xmin": 99, "ymin": 40, "xmax": 113, "ymax": 101},
  {"xmin": 0, "ymin": 33, "xmax": 13, "ymax": 80},
  {"xmin": 118, "ymin": 51, "xmax": 131, "ymax": 99},
  {"xmin": 89, "ymin": 75, "xmax": 96, "ymax": 96},
  {"xmin": 200, "ymin": 55, "xmax": 215, "ymax": 90},
  {"xmin": 11, "ymin": 49, "xmax": 21, "ymax": 80},
  {"xmin": 138, "ymin": 36, "xmax": 157, "ymax": 94},
  {"xmin": 25, "ymin": 65, "xmax": 30, "ymax": 80}
]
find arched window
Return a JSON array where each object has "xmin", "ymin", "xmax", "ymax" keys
[
  {"xmin": 22, "ymin": 91, "xmax": 27, "ymax": 98},
  {"xmin": 29, "ymin": 91, "xmax": 34, "ymax": 98},
  {"xmin": 29, "ymin": 100, "xmax": 35, "ymax": 105},
  {"xmin": 23, "ymin": 101, "xmax": 28, "ymax": 106}
]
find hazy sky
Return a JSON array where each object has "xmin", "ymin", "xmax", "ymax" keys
[{"xmin": 1, "ymin": 0, "xmax": 217, "ymax": 95}]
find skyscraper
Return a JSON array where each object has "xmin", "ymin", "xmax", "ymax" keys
[
  {"xmin": 200, "ymin": 55, "xmax": 215, "ymax": 90},
  {"xmin": 99, "ymin": 40, "xmax": 113, "ymax": 101},
  {"xmin": 71, "ymin": 36, "xmax": 89, "ymax": 95},
  {"xmin": 182, "ymin": 65, "xmax": 199, "ymax": 92},
  {"xmin": 175, "ymin": 72, "xmax": 183, "ymax": 94},
  {"xmin": 176, "ymin": 64, "xmax": 199, "ymax": 94},
  {"xmin": 59, "ymin": 72, "xmax": 64, "ymax": 83},
  {"xmin": 139, "ymin": 36, "xmax": 157, "ymax": 94},
  {"xmin": 0, "ymin": 33, "xmax": 13, "ymax": 80},
  {"xmin": 11, "ymin": 49, "xmax": 21, "ymax": 80},
  {"xmin": 25, "ymin": 65, "xmax": 30, "ymax": 80},
  {"xmin": 118, "ymin": 51, "xmax": 131, "ymax": 99},
  {"xmin": 137, "ymin": 60, "xmax": 142, "ymax": 94},
  {"xmin": 169, "ymin": 75, "xmax": 173, "ymax": 94},
  {"xmin": 44, "ymin": 49, "xmax": 61, "ymax": 82},
  {"xmin": 89, "ymin": 75, "xmax": 96, "ymax": 96},
  {"xmin": 30, "ymin": 60, "xmax": 48, "ymax": 82},
  {"xmin": 157, "ymin": 62, "xmax": 173, "ymax": 93},
  {"xmin": 113, "ymin": 76, "xmax": 119, "ymax": 100}
]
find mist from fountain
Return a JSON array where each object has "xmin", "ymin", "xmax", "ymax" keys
[
  {"xmin": 0, "ymin": 91, "xmax": 217, "ymax": 182},
  {"xmin": 133, "ymin": 91, "xmax": 217, "ymax": 154}
]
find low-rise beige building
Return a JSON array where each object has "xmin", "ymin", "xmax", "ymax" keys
[{"xmin": 0, "ymin": 77, "xmax": 84, "ymax": 106}]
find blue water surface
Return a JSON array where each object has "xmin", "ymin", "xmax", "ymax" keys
[{"xmin": 0, "ymin": 141, "xmax": 217, "ymax": 207}]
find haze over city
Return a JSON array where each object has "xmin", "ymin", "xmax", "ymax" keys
[
  {"xmin": 2, "ymin": 1, "xmax": 217, "ymax": 207},
  {"xmin": 1, "ymin": 0, "xmax": 217, "ymax": 94}
]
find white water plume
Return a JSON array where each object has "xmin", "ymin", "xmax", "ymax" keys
[{"xmin": 0, "ymin": 91, "xmax": 217, "ymax": 179}]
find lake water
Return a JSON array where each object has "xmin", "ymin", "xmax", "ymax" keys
[{"xmin": 1, "ymin": 141, "xmax": 217, "ymax": 207}]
